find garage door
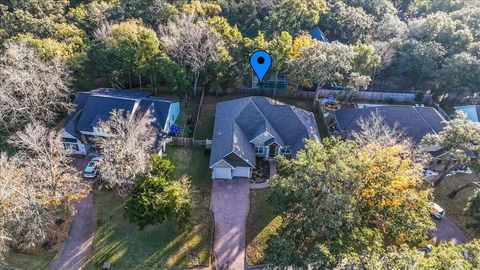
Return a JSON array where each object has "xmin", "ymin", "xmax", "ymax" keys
[
  {"xmin": 232, "ymin": 167, "xmax": 251, "ymax": 178},
  {"xmin": 213, "ymin": 167, "xmax": 232, "ymax": 179}
]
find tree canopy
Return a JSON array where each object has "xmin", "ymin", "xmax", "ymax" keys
[{"xmin": 267, "ymin": 116, "xmax": 434, "ymax": 267}]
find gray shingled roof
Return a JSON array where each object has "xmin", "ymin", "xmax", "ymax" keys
[
  {"xmin": 76, "ymin": 96, "xmax": 137, "ymax": 132},
  {"xmin": 65, "ymin": 88, "xmax": 178, "ymax": 138},
  {"xmin": 334, "ymin": 105, "xmax": 446, "ymax": 143},
  {"xmin": 209, "ymin": 96, "xmax": 320, "ymax": 168}
]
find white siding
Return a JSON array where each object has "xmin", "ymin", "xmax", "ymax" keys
[
  {"xmin": 62, "ymin": 131, "xmax": 87, "ymax": 155},
  {"xmin": 213, "ymin": 168, "xmax": 232, "ymax": 179},
  {"xmin": 232, "ymin": 167, "xmax": 251, "ymax": 178}
]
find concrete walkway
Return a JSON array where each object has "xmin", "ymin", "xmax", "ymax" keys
[
  {"xmin": 211, "ymin": 179, "xmax": 250, "ymax": 270},
  {"xmin": 268, "ymin": 160, "xmax": 277, "ymax": 177},
  {"xmin": 49, "ymin": 193, "xmax": 96, "ymax": 270}
]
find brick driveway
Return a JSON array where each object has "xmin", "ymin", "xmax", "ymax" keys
[{"xmin": 211, "ymin": 178, "xmax": 250, "ymax": 270}]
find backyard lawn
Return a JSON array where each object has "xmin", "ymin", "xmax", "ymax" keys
[
  {"xmin": 176, "ymin": 99, "xmax": 199, "ymax": 138},
  {"xmin": 434, "ymin": 172, "xmax": 480, "ymax": 240},
  {"xmin": 85, "ymin": 147, "xmax": 213, "ymax": 269},
  {"xmin": 245, "ymin": 188, "xmax": 282, "ymax": 265},
  {"xmin": 194, "ymin": 94, "xmax": 328, "ymax": 140}
]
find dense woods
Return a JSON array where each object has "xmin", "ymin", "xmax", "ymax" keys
[{"xmin": 0, "ymin": 0, "xmax": 478, "ymax": 98}]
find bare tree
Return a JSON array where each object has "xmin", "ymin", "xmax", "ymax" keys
[
  {"xmin": 93, "ymin": 21, "xmax": 112, "ymax": 40},
  {"xmin": 0, "ymin": 150, "xmax": 54, "ymax": 254},
  {"xmin": 352, "ymin": 111, "xmax": 405, "ymax": 147},
  {"xmin": 94, "ymin": 110, "xmax": 157, "ymax": 196},
  {"xmin": 0, "ymin": 41, "xmax": 73, "ymax": 130},
  {"xmin": 158, "ymin": 14, "xmax": 219, "ymax": 97},
  {"xmin": 353, "ymin": 111, "xmax": 429, "ymax": 169},
  {"xmin": 0, "ymin": 123, "xmax": 88, "ymax": 256},
  {"xmin": 0, "ymin": 154, "xmax": 53, "ymax": 255},
  {"xmin": 9, "ymin": 123, "xmax": 88, "ymax": 207}
]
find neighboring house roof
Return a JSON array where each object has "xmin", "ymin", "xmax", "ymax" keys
[
  {"xmin": 65, "ymin": 88, "xmax": 178, "ymax": 138},
  {"xmin": 209, "ymin": 96, "xmax": 321, "ymax": 168},
  {"xmin": 310, "ymin": 26, "xmax": 329, "ymax": 42},
  {"xmin": 454, "ymin": 105, "xmax": 480, "ymax": 122},
  {"xmin": 77, "ymin": 95, "xmax": 138, "ymax": 132},
  {"xmin": 334, "ymin": 105, "xmax": 446, "ymax": 144}
]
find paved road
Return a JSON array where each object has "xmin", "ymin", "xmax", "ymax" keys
[
  {"xmin": 211, "ymin": 178, "xmax": 250, "ymax": 270},
  {"xmin": 50, "ymin": 157, "xmax": 96, "ymax": 270},
  {"xmin": 434, "ymin": 217, "xmax": 467, "ymax": 245}
]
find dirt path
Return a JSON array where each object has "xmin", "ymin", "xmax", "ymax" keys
[
  {"xmin": 211, "ymin": 178, "xmax": 250, "ymax": 270},
  {"xmin": 49, "ymin": 192, "xmax": 96, "ymax": 270}
]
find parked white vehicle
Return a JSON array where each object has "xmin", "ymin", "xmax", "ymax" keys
[
  {"xmin": 83, "ymin": 157, "xmax": 101, "ymax": 179},
  {"xmin": 429, "ymin": 202, "xmax": 445, "ymax": 219},
  {"xmin": 424, "ymin": 169, "xmax": 438, "ymax": 177}
]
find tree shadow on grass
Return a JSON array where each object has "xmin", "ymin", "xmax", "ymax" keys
[{"xmin": 245, "ymin": 189, "xmax": 282, "ymax": 265}]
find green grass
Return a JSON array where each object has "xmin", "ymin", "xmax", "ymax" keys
[
  {"xmin": 3, "ymin": 251, "xmax": 56, "ymax": 270},
  {"xmin": 85, "ymin": 147, "xmax": 212, "ymax": 270},
  {"xmin": 434, "ymin": 173, "xmax": 479, "ymax": 240},
  {"xmin": 176, "ymin": 100, "xmax": 199, "ymax": 138},
  {"xmin": 245, "ymin": 188, "xmax": 282, "ymax": 265}
]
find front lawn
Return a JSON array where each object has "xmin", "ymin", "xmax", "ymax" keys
[
  {"xmin": 3, "ymin": 251, "xmax": 56, "ymax": 270},
  {"xmin": 434, "ymin": 173, "xmax": 479, "ymax": 240},
  {"xmin": 85, "ymin": 147, "xmax": 213, "ymax": 269},
  {"xmin": 245, "ymin": 188, "xmax": 282, "ymax": 265}
]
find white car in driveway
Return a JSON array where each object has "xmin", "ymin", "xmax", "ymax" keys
[
  {"xmin": 83, "ymin": 157, "xmax": 101, "ymax": 179},
  {"xmin": 429, "ymin": 202, "xmax": 445, "ymax": 219}
]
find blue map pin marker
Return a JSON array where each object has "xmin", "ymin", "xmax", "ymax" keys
[{"xmin": 250, "ymin": 50, "xmax": 272, "ymax": 83}]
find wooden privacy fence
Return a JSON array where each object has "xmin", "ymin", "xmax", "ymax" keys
[
  {"xmin": 192, "ymin": 89, "xmax": 205, "ymax": 139},
  {"xmin": 234, "ymin": 88, "xmax": 317, "ymax": 99},
  {"xmin": 316, "ymin": 89, "xmax": 417, "ymax": 103},
  {"xmin": 171, "ymin": 137, "xmax": 212, "ymax": 148}
]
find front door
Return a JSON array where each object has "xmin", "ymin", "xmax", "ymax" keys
[{"xmin": 269, "ymin": 144, "xmax": 277, "ymax": 157}]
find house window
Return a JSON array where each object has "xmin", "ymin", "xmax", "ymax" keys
[
  {"xmin": 280, "ymin": 146, "xmax": 291, "ymax": 155},
  {"xmin": 63, "ymin": 142, "xmax": 79, "ymax": 151},
  {"xmin": 255, "ymin": 147, "xmax": 265, "ymax": 154}
]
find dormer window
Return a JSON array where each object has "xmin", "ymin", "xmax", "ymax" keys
[{"xmin": 280, "ymin": 146, "xmax": 291, "ymax": 155}]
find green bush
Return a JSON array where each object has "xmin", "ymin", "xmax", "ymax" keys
[{"xmin": 124, "ymin": 156, "xmax": 193, "ymax": 229}]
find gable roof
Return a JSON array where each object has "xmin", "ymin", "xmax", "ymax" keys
[
  {"xmin": 334, "ymin": 105, "xmax": 446, "ymax": 144},
  {"xmin": 209, "ymin": 96, "xmax": 320, "ymax": 168},
  {"xmin": 66, "ymin": 88, "xmax": 178, "ymax": 137},
  {"xmin": 77, "ymin": 95, "xmax": 138, "ymax": 132}
]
